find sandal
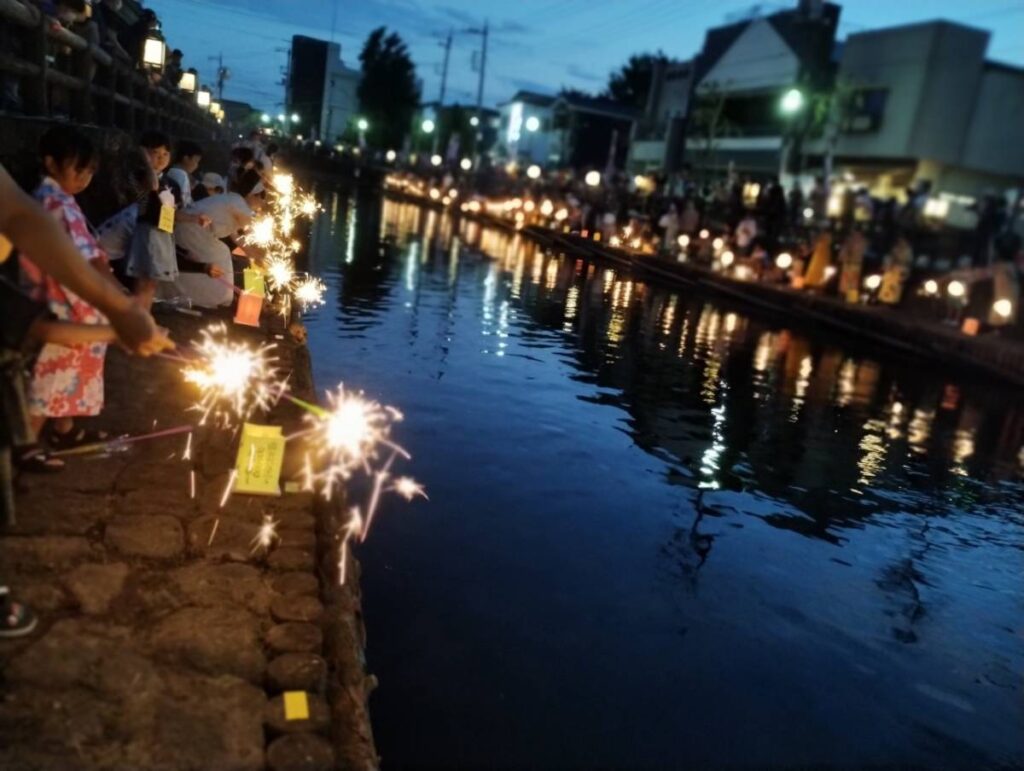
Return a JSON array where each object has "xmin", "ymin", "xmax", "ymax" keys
[
  {"xmin": 0, "ymin": 588, "xmax": 38, "ymax": 639},
  {"xmin": 46, "ymin": 426, "xmax": 109, "ymax": 451},
  {"xmin": 13, "ymin": 446, "xmax": 65, "ymax": 473}
]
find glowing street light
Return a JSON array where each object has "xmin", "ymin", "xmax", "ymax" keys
[
  {"xmin": 781, "ymin": 87, "xmax": 804, "ymax": 114},
  {"xmin": 460, "ymin": 157, "xmax": 473, "ymax": 171},
  {"xmin": 357, "ymin": 117, "xmax": 369, "ymax": 132},
  {"xmin": 584, "ymin": 170, "xmax": 601, "ymax": 187},
  {"xmin": 526, "ymin": 164, "xmax": 541, "ymax": 179},
  {"xmin": 197, "ymin": 88, "xmax": 211, "ymax": 108},
  {"xmin": 277, "ymin": 113, "xmax": 286, "ymax": 122},
  {"xmin": 430, "ymin": 154, "xmax": 442, "ymax": 167},
  {"xmin": 421, "ymin": 118, "xmax": 435, "ymax": 133},
  {"xmin": 386, "ymin": 149, "xmax": 397, "ymax": 162},
  {"xmin": 179, "ymin": 69, "xmax": 197, "ymax": 93},
  {"xmin": 291, "ymin": 113, "xmax": 301, "ymax": 123},
  {"xmin": 260, "ymin": 113, "xmax": 270, "ymax": 124},
  {"xmin": 142, "ymin": 30, "xmax": 166, "ymax": 70},
  {"xmin": 525, "ymin": 115, "xmax": 540, "ymax": 132},
  {"xmin": 470, "ymin": 116, "xmax": 480, "ymax": 127}
]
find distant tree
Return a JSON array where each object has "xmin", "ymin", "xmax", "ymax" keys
[
  {"xmin": 358, "ymin": 27, "xmax": 420, "ymax": 149},
  {"xmin": 558, "ymin": 87, "xmax": 592, "ymax": 101},
  {"xmin": 604, "ymin": 52, "xmax": 666, "ymax": 109}
]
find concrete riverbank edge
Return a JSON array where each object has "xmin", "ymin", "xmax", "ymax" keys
[
  {"xmin": 0, "ymin": 310, "xmax": 379, "ymax": 771},
  {"xmin": 388, "ymin": 190, "xmax": 1024, "ymax": 387}
]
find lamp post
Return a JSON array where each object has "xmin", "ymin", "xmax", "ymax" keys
[
  {"xmin": 356, "ymin": 117, "xmax": 369, "ymax": 147},
  {"xmin": 525, "ymin": 114, "xmax": 540, "ymax": 164},
  {"xmin": 420, "ymin": 118, "xmax": 435, "ymax": 154},
  {"xmin": 197, "ymin": 87, "xmax": 211, "ymax": 109},
  {"xmin": 779, "ymin": 87, "xmax": 805, "ymax": 181}
]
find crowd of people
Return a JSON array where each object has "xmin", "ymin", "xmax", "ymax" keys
[
  {"xmin": 1, "ymin": 1, "xmax": 195, "ymax": 113},
  {"xmin": 0, "ymin": 125, "xmax": 282, "ymax": 637}
]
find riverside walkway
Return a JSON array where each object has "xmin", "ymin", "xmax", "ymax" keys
[{"xmin": 0, "ymin": 309, "xmax": 377, "ymax": 771}]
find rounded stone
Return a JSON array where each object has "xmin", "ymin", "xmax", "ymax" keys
[
  {"xmin": 271, "ymin": 595, "xmax": 324, "ymax": 624},
  {"xmin": 266, "ymin": 733, "xmax": 334, "ymax": 771},
  {"xmin": 268, "ymin": 548, "xmax": 315, "ymax": 572},
  {"xmin": 277, "ymin": 529, "xmax": 316, "ymax": 549},
  {"xmin": 64, "ymin": 562, "xmax": 130, "ymax": 615},
  {"xmin": 105, "ymin": 515, "xmax": 184, "ymax": 559},
  {"xmin": 267, "ymin": 653, "xmax": 328, "ymax": 694},
  {"xmin": 266, "ymin": 623, "xmax": 323, "ymax": 654},
  {"xmin": 270, "ymin": 572, "xmax": 319, "ymax": 597},
  {"xmin": 263, "ymin": 692, "xmax": 330, "ymax": 735}
]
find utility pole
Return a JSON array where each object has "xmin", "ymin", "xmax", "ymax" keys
[
  {"xmin": 465, "ymin": 20, "xmax": 488, "ymax": 162},
  {"xmin": 433, "ymin": 30, "xmax": 453, "ymax": 155},
  {"xmin": 209, "ymin": 52, "xmax": 229, "ymax": 101}
]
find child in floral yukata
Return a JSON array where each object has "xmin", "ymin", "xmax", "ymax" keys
[{"xmin": 19, "ymin": 126, "xmax": 118, "ymax": 456}]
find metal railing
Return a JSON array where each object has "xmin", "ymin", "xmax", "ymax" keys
[{"xmin": 0, "ymin": 0, "xmax": 221, "ymax": 139}]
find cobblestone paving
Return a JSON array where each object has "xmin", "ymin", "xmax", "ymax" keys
[{"xmin": 0, "ymin": 312, "xmax": 373, "ymax": 771}]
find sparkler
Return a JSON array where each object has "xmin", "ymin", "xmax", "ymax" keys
[
  {"xmin": 338, "ymin": 507, "xmax": 363, "ymax": 585},
  {"xmin": 250, "ymin": 514, "xmax": 279, "ymax": 554},
  {"xmin": 265, "ymin": 256, "xmax": 296, "ymax": 292},
  {"xmin": 183, "ymin": 323, "xmax": 281, "ymax": 427},
  {"xmin": 392, "ymin": 476, "xmax": 428, "ymax": 501},
  {"xmin": 292, "ymin": 275, "xmax": 326, "ymax": 309}
]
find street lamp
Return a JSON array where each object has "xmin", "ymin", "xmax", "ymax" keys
[
  {"xmin": 430, "ymin": 154, "xmax": 442, "ymax": 166},
  {"xmin": 585, "ymin": 170, "xmax": 601, "ymax": 187},
  {"xmin": 357, "ymin": 117, "xmax": 369, "ymax": 132},
  {"xmin": 142, "ymin": 30, "xmax": 166, "ymax": 70},
  {"xmin": 386, "ymin": 149, "xmax": 397, "ymax": 162},
  {"xmin": 460, "ymin": 158, "xmax": 473, "ymax": 171},
  {"xmin": 291, "ymin": 113, "xmax": 300, "ymax": 123},
  {"xmin": 179, "ymin": 68, "xmax": 197, "ymax": 93},
  {"xmin": 526, "ymin": 164, "xmax": 541, "ymax": 179},
  {"xmin": 780, "ymin": 87, "xmax": 804, "ymax": 114},
  {"xmin": 261, "ymin": 113, "xmax": 270, "ymax": 124},
  {"xmin": 197, "ymin": 87, "xmax": 211, "ymax": 108},
  {"xmin": 421, "ymin": 118, "xmax": 435, "ymax": 134},
  {"xmin": 525, "ymin": 115, "xmax": 540, "ymax": 133},
  {"xmin": 277, "ymin": 113, "xmax": 286, "ymax": 122},
  {"xmin": 470, "ymin": 116, "xmax": 480, "ymax": 127}
]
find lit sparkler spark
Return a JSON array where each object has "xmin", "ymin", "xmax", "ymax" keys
[
  {"xmin": 297, "ymin": 385, "xmax": 408, "ymax": 500},
  {"xmin": 338, "ymin": 507, "xmax": 363, "ymax": 585},
  {"xmin": 183, "ymin": 323, "xmax": 281, "ymax": 426},
  {"xmin": 292, "ymin": 275, "xmax": 326, "ymax": 308},
  {"xmin": 250, "ymin": 514, "xmax": 279, "ymax": 554},
  {"xmin": 392, "ymin": 477, "xmax": 428, "ymax": 501},
  {"xmin": 247, "ymin": 215, "xmax": 278, "ymax": 248},
  {"xmin": 273, "ymin": 173, "xmax": 295, "ymax": 196},
  {"xmin": 298, "ymin": 194, "xmax": 321, "ymax": 217},
  {"xmin": 265, "ymin": 256, "xmax": 296, "ymax": 292},
  {"xmin": 219, "ymin": 469, "xmax": 237, "ymax": 507}
]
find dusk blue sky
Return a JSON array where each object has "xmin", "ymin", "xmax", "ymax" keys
[{"xmin": 153, "ymin": 0, "xmax": 1024, "ymax": 112}]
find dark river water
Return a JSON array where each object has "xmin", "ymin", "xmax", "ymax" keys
[{"xmin": 302, "ymin": 190, "xmax": 1023, "ymax": 770}]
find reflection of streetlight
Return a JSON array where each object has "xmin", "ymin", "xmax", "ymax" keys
[
  {"xmin": 421, "ymin": 118, "xmax": 435, "ymax": 133},
  {"xmin": 585, "ymin": 170, "xmax": 601, "ymax": 187},
  {"xmin": 780, "ymin": 87, "xmax": 804, "ymax": 114}
]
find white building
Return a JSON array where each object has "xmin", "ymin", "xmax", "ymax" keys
[{"xmin": 496, "ymin": 91, "xmax": 557, "ymax": 166}]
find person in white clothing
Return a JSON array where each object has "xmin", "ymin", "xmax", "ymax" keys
[{"xmin": 164, "ymin": 140, "xmax": 203, "ymax": 209}]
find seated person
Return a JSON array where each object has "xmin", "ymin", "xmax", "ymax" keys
[{"xmin": 171, "ymin": 192, "xmax": 252, "ymax": 308}]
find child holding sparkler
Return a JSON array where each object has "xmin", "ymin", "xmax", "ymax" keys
[{"xmin": 18, "ymin": 126, "xmax": 124, "ymax": 457}]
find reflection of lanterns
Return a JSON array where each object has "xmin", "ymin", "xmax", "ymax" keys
[
  {"xmin": 677, "ymin": 234, "xmax": 690, "ymax": 248},
  {"xmin": 142, "ymin": 31, "xmax": 166, "ymax": 69},
  {"xmin": 864, "ymin": 274, "xmax": 882, "ymax": 290},
  {"xmin": 776, "ymin": 252, "xmax": 793, "ymax": 270},
  {"xmin": 430, "ymin": 154, "xmax": 442, "ymax": 167},
  {"xmin": 460, "ymin": 158, "xmax": 472, "ymax": 171},
  {"xmin": 993, "ymin": 299, "xmax": 1013, "ymax": 318},
  {"xmin": 947, "ymin": 280, "xmax": 966, "ymax": 299},
  {"xmin": 720, "ymin": 251, "xmax": 735, "ymax": 267},
  {"xmin": 585, "ymin": 170, "xmax": 601, "ymax": 187},
  {"xmin": 527, "ymin": 164, "xmax": 541, "ymax": 180},
  {"xmin": 179, "ymin": 69, "xmax": 197, "ymax": 93},
  {"xmin": 197, "ymin": 88, "xmax": 211, "ymax": 108},
  {"xmin": 923, "ymin": 279, "xmax": 939, "ymax": 296}
]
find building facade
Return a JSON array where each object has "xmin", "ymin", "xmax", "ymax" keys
[
  {"xmin": 628, "ymin": 58, "xmax": 695, "ymax": 173},
  {"xmin": 496, "ymin": 91, "xmax": 557, "ymax": 166},
  {"xmin": 286, "ymin": 36, "xmax": 361, "ymax": 143},
  {"xmin": 815, "ymin": 21, "xmax": 1024, "ymax": 197}
]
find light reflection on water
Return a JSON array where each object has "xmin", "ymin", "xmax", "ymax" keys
[{"xmin": 303, "ymin": 193, "xmax": 1024, "ymax": 770}]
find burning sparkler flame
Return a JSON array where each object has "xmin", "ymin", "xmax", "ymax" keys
[
  {"xmin": 392, "ymin": 476, "xmax": 428, "ymax": 501},
  {"xmin": 250, "ymin": 514, "xmax": 279, "ymax": 554},
  {"xmin": 293, "ymin": 275, "xmax": 326, "ymax": 308}
]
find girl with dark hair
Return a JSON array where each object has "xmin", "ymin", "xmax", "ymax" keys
[
  {"xmin": 125, "ymin": 130, "xmax": 177, "ymax": 308},
  {"xmin": 17, "ymin": 126, "xmax": 120, "ymax": 458}
]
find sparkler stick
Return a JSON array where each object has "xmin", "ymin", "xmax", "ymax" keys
[{"xmin": 50, "ymin": 424, "xmax": 195, "ymax": 457}]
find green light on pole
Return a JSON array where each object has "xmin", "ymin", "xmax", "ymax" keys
[
  {"xmin": 781, "ymin": 88, "xmax": 804, "ymax": 114},
  {"xmin": 357, "ymin": 117, "xmax": 369, "ymax": 132},
  {"xmin": 421, "ymin": 118, "xmax": 435, "ymax": 134},
  {"xmin": 291, "ymin": 113, "xmax": 301, "ymax": 123}
]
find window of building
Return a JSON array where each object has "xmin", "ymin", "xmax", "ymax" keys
[{"xmin": 842, "ymin": 88, "xmax": 888, "ymax": 134}]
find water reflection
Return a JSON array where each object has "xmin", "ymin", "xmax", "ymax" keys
[{"xmin": 303, "ymin": 194, "xmax": 1024, "ymax": 769}]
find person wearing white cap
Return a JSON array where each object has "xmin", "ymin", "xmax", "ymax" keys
[{"xmin": 192, "ymin": 172, "xmax": 226, "ymax": 203}]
